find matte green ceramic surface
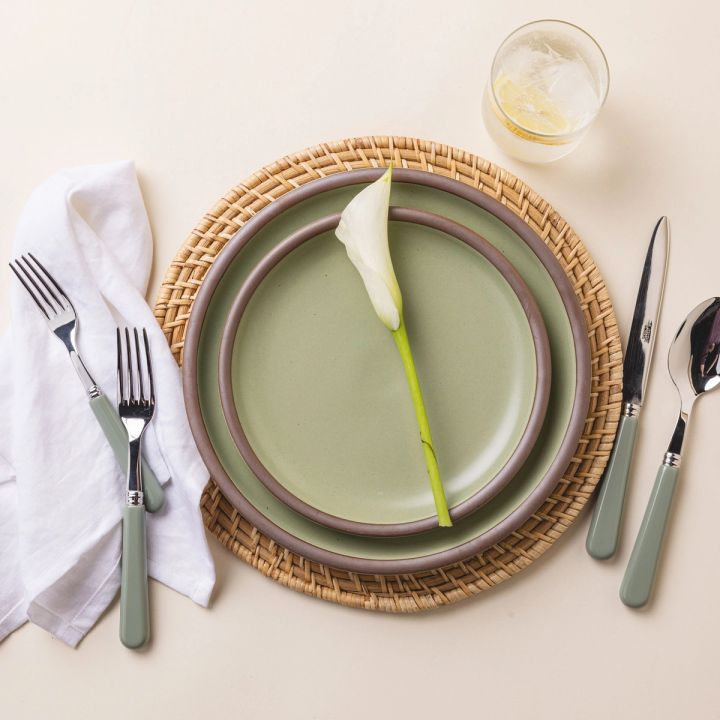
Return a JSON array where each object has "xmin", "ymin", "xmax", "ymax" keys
[
  {"xmin": 196, "ymin": 182, "xmax": 577, "ymax": 560},
  {"xmin": 195, "ymin": 180, "xmax": 578, "ymax": 559},
  {"xmin": 230, "ymin": 221, "xmax": 538, "ymax": 525}
]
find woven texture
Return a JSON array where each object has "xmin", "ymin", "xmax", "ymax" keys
[{"xmin": 154, "ymin": 136, "xmax": 623, "ymax": 612}]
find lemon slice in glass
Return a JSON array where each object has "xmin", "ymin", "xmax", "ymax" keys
[{"xmin": 493, "ymin": 73, "xmax": 574, "ymax": 136}]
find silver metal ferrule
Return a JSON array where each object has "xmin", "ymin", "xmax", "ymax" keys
[
  {"xmin": 663, "ymin": 452, "xmax": 681, "ymax": 468},
  {"xmin": 622, "ymin": 401, "xmax": 641, "ymax": 418},
  {"xmin": 127, "ymin": 490, "xmax": 144, "ymax": 506},
  {"xmin": 88, "ymin": 384, "xmax": 101, "ymax": 399},
  {"xmin": 70, "ymin": 350, "xmax": 99, "ymax": 396}
]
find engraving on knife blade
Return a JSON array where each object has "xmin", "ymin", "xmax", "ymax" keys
[{"xmin": 642, "ymin": 320, "xmax": 653, "ymax": 344}]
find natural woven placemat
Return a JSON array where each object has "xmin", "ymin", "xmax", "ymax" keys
[{"xmin": 155, "ymin": 136, "xmax": 622, "ymax": 612}]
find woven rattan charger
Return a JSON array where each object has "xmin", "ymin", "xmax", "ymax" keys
[{"xmin": 155, "ymin": 136, "xmax": 623, "ymax": 613}]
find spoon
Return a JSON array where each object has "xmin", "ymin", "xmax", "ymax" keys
[{"xmin": 620, "ymin": 297, "xmax": 720, "ymax": 608}]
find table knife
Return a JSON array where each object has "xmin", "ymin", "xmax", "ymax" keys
[{"xmin": 586, "ymin": 217, "xmax": 669, "ymax": 559}]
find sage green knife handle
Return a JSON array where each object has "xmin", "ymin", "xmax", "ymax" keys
[
  {"xmin": 120, "ymin": 505, "xmax": 150, "ymax": 648},
  {"xmin": 586, "ymin": 415, "xmax": 639, "ymax": 559},
  {"xmin": 89, "ymin": 393, "xmax": 164, "ymax": 513},
  {"xmin": 620, "ymin": 464, "xmax": 679, "ymax": 608}
]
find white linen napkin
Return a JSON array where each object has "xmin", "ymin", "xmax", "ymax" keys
[{"xmin": 0, "ymin": 161, "xmax": 215, "ymax": 647}]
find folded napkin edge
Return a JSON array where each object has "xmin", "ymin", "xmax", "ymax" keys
[{"xmin": 27, "ymin": 602, "xmax": 85, "ymax": 648}]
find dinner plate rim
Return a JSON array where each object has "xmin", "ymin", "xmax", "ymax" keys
[
  {"xmin": 182, "ymin": 167, "xmax": 591, "ymax": 573},
  {"xmin": 216, "ymin": 205, "xmax": 552, "ymax": 536}
]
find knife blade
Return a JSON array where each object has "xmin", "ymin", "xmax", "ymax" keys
[
  {"xmin": 622, "ymin": 217, "xmax": 670, "ymax": 408},
  {"xmin": 586, "ymin": 217, "xmax": 669, "ymax": 559}
]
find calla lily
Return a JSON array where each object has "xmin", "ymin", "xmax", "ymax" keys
[
  {"xmin": 335, "ymin": 166, "xmax": 452, "ymax": 527},
  {"xmin": 336, "ymin": 166, "xmax": 403, "ymax": 331}
]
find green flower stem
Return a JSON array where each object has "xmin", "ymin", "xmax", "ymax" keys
[{"xmin": 392, "ymin": 319, "xmax": 452, "ymax": 527}]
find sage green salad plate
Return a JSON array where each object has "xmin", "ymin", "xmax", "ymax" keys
[
  {"xmin": 183, "ymin": 168, "xmax": 591, "ymax": 574},
  {"xmin": 217, "ymin": 206, "xmax": 551, "ymax": 537}
]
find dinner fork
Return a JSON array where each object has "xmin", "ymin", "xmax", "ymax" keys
[
  {"xmin": 117, "ymin": 327, "xmax": 154, "ymax": 649},
  {"xmin": 8, "ymin": 254, "xmax": 164, "ymax": 512}
]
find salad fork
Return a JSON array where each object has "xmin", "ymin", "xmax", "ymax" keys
[
  {"xmin": 117, "ymin": 327, "xmax": 155, "ymax": 649},
  {"xmin": 8, "ymin": 253, "xmax": 164, "ymax": 512}
]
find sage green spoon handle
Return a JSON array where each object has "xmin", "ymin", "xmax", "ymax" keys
[
  {"xmin": 120, "ymin": 505, "xmax": 150, "ymax": 648},
  {"xmin": 89, "ymin": 393, "xmax": 164, "ymax": 513},
  {"xmin": 586, "ymin": 415, "xmax": 639, "ymax": 559},
  {"xmin": 620, "ymin": 464, "xmax": 679, "ymax": 608}
]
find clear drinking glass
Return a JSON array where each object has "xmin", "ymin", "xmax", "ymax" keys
[{"xmin": 482, "ymin": 20, "xmax": 609, "ymax": 163}]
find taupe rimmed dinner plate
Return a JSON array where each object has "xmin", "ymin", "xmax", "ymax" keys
[
  {"xmin": 217, "ymin": 207, "xmax": 551, "ymax": 536},
  {"xmin": 182, "ymin": 168, "xmax": 591, "ymax": 574}
]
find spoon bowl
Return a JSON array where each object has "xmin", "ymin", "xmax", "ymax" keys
[{"xmin": 668, "ymin": 296, "xmax": 720, "ymax": 411}]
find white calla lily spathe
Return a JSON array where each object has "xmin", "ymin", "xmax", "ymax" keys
[
  {"xmin": 335, "ymin": 166, "xmax": 402, "ymax": 331},
  {"xmin": 335, "ymin": 166, "xmax": 452, "ymax": 527}
]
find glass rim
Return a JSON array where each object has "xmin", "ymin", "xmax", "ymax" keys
[{"xmin": 489, "ymin": 19, "xmax": 610, "ymax": 140}]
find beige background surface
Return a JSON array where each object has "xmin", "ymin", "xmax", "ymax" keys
[{"xmin": 1, "ymin": 1, "xmax": 719, "ymax": 718}]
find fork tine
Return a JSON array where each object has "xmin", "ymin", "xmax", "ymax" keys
[
  {"xmin": 27, "ymin": 253, "xmax": 72, "ymax": 311},
  {"xmin": 142, "ymin": 328, "xmax": 154, "ymax": 405},
  {"xmin": 9, "ymin": 261, "xmax": 51, "ymax": 319},
  {"xmin": 125, "ymin": 328, "xmax": 135, "ymax": 402},
  {"xmin": 13, "ymin": 257, "xmax": 59, "ymax": 316},
  {"xmin": 133, "ymin": 328, "xmax": 145, "ymax": 403},
  {"xmin": 19, "ymin": 255, "xmax": 65, "ymax": 313},
  {"xmin": 116, "ymin": 328, "xmax": 125, "ymax": 403}
]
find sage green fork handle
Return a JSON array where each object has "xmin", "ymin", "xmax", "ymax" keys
[
  {"xmin": 89, "ymin": 393, "xmax": 164, "ymax": 512},
  {"xmin": 586, "ymin": 415, "xmax": 639, "ymax": 559},
  {"xmin": 620, "ymin": 464, "xmax": 679, "ymax": 608},
  {"xmin": 120, "ymin": 505, "xmax": 150, "ymax": 648}
]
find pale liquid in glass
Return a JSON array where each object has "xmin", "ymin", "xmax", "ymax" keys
[{"xmin": 483, "ymin": 29, "xmax": 606, "ymax": 163}]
